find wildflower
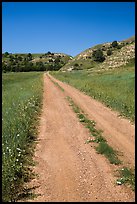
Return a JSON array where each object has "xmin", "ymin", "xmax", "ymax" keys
[
  {"xmin": 16, "ymin": 147, "xmax": 21, "ymax": 151},
  {"xmin": 116, "ymin": 180, "xmax": 122, "ymax": 185},
  {"xmin": 17, "ymin": 133, "xmax": 20, "ymax": 137}
]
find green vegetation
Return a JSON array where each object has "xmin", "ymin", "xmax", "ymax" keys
[
  {"xmin": 67, "ymin": 96, "xmax": 134, "ymax": 190},
  {"xmin": 49, "ymin": 77, "xmax": 64, "ymax": 92},
  {"xmin": 92, "ymin": 49, "xmax": 105, "ymax": 62},
  {"xmin": 2, "ymin": 52, "xmax": 72, "ymax": 72},
  {"xmin": 96, "ymin": 142, "xmax": 121, "ymax": 165},
  {"xmin": 116, "ymin": 167, "xmax": 135, "ymax": 191},
  {"xmin": 2, "ymin": 72, "xmax": 43, "ymax": 202},
  {"xmin": 51, "ymin": 63, "xmax": 135, "ymax": 122},
  {"xmin": 61, "ymin": 36, "xmax": 134, "ymax": 72},
  {"xmin": 111, "ymin": 40, "xmax": 118, "ymax": 48},
  {"xmin": 107, "ymin": 49, "xmax": 113, "ymax": 56},
  {"xmin": 66, "ymin": 96, "xmax": 121, "ymax": 165}
]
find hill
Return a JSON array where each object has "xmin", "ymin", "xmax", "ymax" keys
[
  {"xmin": 2, "ymin": 52, "xmax": 73, "ymax": 72},
  {"xmin": 61, "ymin": 36, "xmax": 135, "ymax": 72}
]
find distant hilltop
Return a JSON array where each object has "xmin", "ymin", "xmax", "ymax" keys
[{"xmin": 2, "ymin": 52, "xmax": 72, "ymax": 72}]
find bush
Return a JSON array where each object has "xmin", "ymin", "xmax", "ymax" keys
[
  {"xmin": 101, "ymin": 45, "xmax": 107, "ymax": 51},
  {"xmin": 92, "ymin": 49, "xmax": 105, "ymax": 62},
  {"xmin": 74, "ymin": 63, "xmax": 79, "ymax": 67},
  {"xmin": 26, "ymin": 53, "xmax": 32, "ymax": 61},
  {"xmin": 47, "ymin": 51, "xmax": 51, "ymax": 55},
  {"xmin": 4, "ymin": 52, "xmax": 9, "ymax": 57},
  {"xmin": 54, "ymin": 57, "xmax": 60, "ymax": 63},
  {"xmin": 107, "ymin": 49, "xmax": 113, "ymax": 56},
  {"xmin": 117, "ymin": 44, "xmax": 122, "ymax": 49},
  {"xmin": 49, "ymin": 59, "xmax": 53, "ymax": 62},
  {"xmin": 112, "ymin": 40, "xmax": 118, "ymax": 48}
]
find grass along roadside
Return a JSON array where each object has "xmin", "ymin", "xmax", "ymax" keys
[
  {"xmin": 2, "ymin": 72, "xmax": 43, "ymax": 202},
  {"xmin": 48, "ymin": 74, "xmax": 64, "ymax": 92},
  {"xmin": 66, "ymin": 96, "xmax": 135, "ymax": 190},
  {"xmin": 116, "ymin": 167, "xmax": 135, "ymax": 191}
]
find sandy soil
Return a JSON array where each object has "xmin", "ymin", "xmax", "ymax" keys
[{"xmin": 24, "ymin": 73, "xmax": 135, "ymax": 202}]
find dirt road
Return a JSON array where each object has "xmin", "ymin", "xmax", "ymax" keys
[
  {"xmin": 26, "ymin": 73, "xmax": 135, "ymax": 202},
  {"xmin": 49, "ymin": 74, "xmax": 135, "ymax": 168}
]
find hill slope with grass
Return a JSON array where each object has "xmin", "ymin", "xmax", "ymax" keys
[
  {"xmin": 61, "ymin": 36, "xmax": 135, "ymax": 72},
  {"xmin": 2, "ymin": 52, "xmax": 73, "ymax": 72}
]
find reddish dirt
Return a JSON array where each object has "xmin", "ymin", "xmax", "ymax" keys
[
  {"xmin": 24, "ymin": 73, "xmax": 135, "ymax": 202},
  {"xmin": 49, "ymin": 74, "xmax": 135, "ymax": 168}
]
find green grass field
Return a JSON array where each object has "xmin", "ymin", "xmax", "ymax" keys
[
  {"xmin": 2, "ymin": 72, "xmax": 43, "ymax": 202},
  {"xmin": 51, "ymin": 64, "xmax": 135, "ymax": 122}
]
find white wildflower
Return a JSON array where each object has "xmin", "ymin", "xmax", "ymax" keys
[{"xmin": 116, "ymin": 180, "xmax": 122, "ymax": 185}]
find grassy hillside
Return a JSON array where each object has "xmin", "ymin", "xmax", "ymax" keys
[
  {"xmin": 2, "ymin": 52, "xmax": 73, "ymax": 72},
  {"xmin": 61, "ymin": 36, "xmax": 135, "ymax": 72},
  {"xmin": 2, "ymin": 72, "xmax": 43, "ymax": 201},
  {"xmin": 51, "ymin": 61, "xmax": 135, "ymax": 122}
]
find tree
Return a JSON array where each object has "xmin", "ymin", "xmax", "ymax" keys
[
  {"xmin": 4, "ymin": 52, "xmax": 9, "ymax": 57},
  {"xmin": 54, "ymin": 57, "xmax": 60, "ymax": 63},
  {"xmin": 111, "ymin": 40, "xmax": 118, "ymax": 48},
  {"xmin": 92, "ymin": 49, "xmax": 105, "ymax": 62},
  {"xmin": 36, "ymin": 61, "xmax": 45, "ymax": 71},
  {"xmin": 47, "ymin": 51, "xmax": 51, "ymax": 55},
  {"xmin": 27, "ymin": 53, "xmax": 32, "ymax": 61}
]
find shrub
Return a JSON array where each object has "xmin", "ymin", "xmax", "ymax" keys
[
  {"xmin": 49, "ymin": 59, "xmax": 53, "ymax": 62},
  {"xmin": 47, "ymin": 51, "xmax": 51, "ymax": 55},
  {"xmin": 54, "ymin": 57, "xmax": 60, "ymax": 63},
  {"xmin": 4, "ymin": 52, "xmax": 9, "ymax": 57},
  {"xmin": 27, "ymin": 53, "xmax": 32, "ymax": 61},
  {"xmin": 117, "ymin": 44, "xmax": 122, "ymax": 49},
  {"xmin": 102, "ymin": 47, "xmax": 107, "ymax": 51},
  {"xmin": 74, "ymin": 63, "xmax": 79, "ymax": 67},
  {"xmin": 92, "ymin": 49, "xmax": 105, "ymax": 62},
  {"xmin": 107, "ymin": 49, "xmax": 113, "ymax": 56},
  {"xmin": 112, "ymin": 40, "xmax": 118, "ymax": 48}
]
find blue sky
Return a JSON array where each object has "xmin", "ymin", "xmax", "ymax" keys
[{"xmin": 2, "ymin": 2, "xmax": 135, "ymax": 56}]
